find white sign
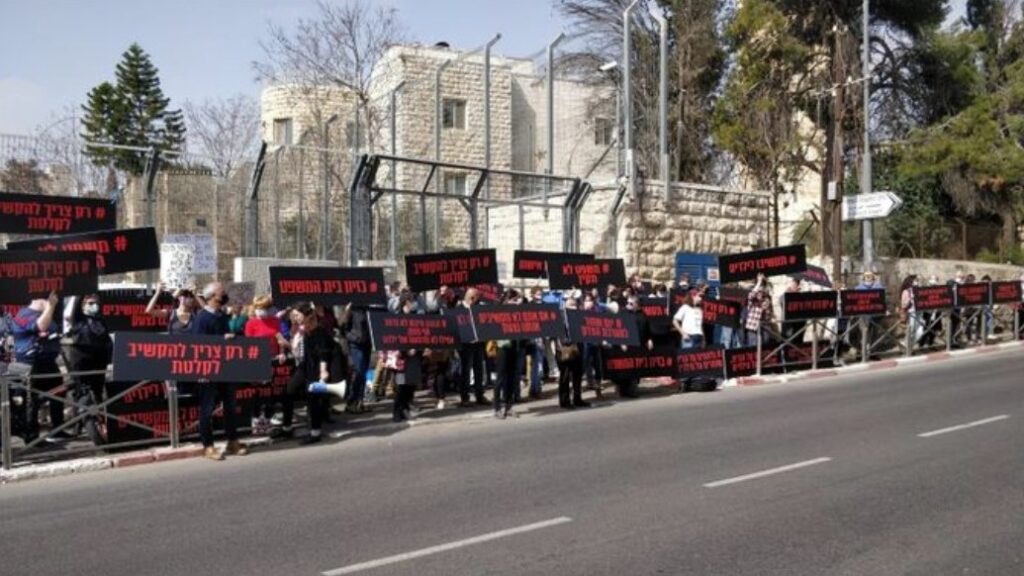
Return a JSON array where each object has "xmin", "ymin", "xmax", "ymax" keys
[
  {"xmin": 163, "ymin": 233, "xmax": 216, "ymax": 274},
  {"xmin": 842, "ymin": 191, "xmax": 903, "ymax": 221},
  {"xmin": 160, "ymin": 243, "xmax": 195, "ymax": 290}
]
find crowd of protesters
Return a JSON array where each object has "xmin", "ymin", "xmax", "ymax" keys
[{"xmin": 1, "ymin": 266, "xmax": 1023, "ymax": 459}]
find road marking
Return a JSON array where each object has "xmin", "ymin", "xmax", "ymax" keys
[
  {"xmin": 917, "ymin": 415, "xmax": 1009, "ymax": 438},
  {"xmin": 703, "ymin": 457, "xmax": 832, "ymax": 488},
  {"xmin": 321, "ymin": 516, "xmax": 573, "ymax": 575}
]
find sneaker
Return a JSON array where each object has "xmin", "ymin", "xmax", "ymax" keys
[
  {"xmin": 475, "ymin": 397, "xmax": 490, "ymax": 406},
  {"xmin": 203, "ymin": 446, "xmax": 225, "ymax": 461},
  {"xmin": 436, "ymin": 399, "xmax": 447, "ymax": 410},
  {"xmin": 225, "ymin": 440, "xmax": 249, "ymax": 456},
  {"xmin": 300, "ymin": 434, "xmax": 322, "ymax": 445},
  {"xmin": 503, "ymin": 406, "xmax": 515, "ymax": 419},
  {"xmin": 573, "ymin": 399, "xmax": 591, "ymax": 408},
  {"xmin": 494, "ymin": 410, "xmax": 505, "ymax": 420},
  {"xmin": 270, "ymin": 413, "xmax": 284, "ymax": 427}
]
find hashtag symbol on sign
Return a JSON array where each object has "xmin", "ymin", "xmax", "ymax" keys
[
  {"xmin": 114, "ymin": 235, "xmax": 128, "ymax": 252},
  {"xmin": 248, "ymin": 346, "xmax": 260, "ymax": 360}
]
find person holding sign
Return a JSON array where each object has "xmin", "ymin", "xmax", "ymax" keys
[
  {"xmin": 492, "ymin": 289, "xmax": 525, "ymax": 419},
  {"xmin": 556, "ymin": 297, "xmax": 587, "ymax": 409},
  {"xmin": 457, "ymin": 288, "xmax": 489, "ymax": 407},
  {"xmin": 673, "ymin": 289, "xmax": 704, "ymax": 392},
  {"xmin": 386, "ymin": 295, "xmax": 426, "ymax": 423},
  {"xmin": 11, "ymin": 293, "xmax": 64, "ymax": 443},
  {"xmin": 63, "ymin": 294, "xmax": 113, "ymax": 405},
  {"xmin": 289, "ymin": 303, "xmax": 345, "ymax": 444},
  {"xmin": 192, "ymin": 283, "xmax": 249, "ymax": 460}
]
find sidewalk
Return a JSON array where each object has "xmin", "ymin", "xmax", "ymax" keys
[{"xmin": 4, "ymin": 339, "xmax": 1021, "ymax": 484}]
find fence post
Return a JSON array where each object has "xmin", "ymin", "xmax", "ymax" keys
[
  {"xmin": 860, "ymin": 317, "xmax": 869, "ymax": 363},
  {"xmin": 1015, "ymin": 307, "xmax": 1021, "ymax": 341},
  {"xmin": 905, "ymin": 313, "xmax": 914, "ymax": 357},
  {"xmin": 755, "ymin": 329, "xmax": 763, "ymax": 376},
  {"xmin": 946, "ymin": 311, "xmax": 953, "ymax": 352},
  {"xmin": 811, "ymin": 321, "xmax": 819, "ymax": 371},
  {"xmin": 1, "ymin": 375, "xmax": 11, "ymax": 471},
  {"xmin": 167, "ymin": 381, "xmax": 180, "ymax": 449}
]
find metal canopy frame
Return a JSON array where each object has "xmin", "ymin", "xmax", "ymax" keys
[{"xmin": 348, "ymin": 154, "xmax": 593, "ymax": 265}]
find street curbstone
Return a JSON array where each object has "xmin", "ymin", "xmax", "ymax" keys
[
  {"xmin": 153, "ymin": 446, "xmax": 204, "ymax": 462},
  {"xmin": 112, "ymin": 451, "xmax": 156, "ymax": 468}
]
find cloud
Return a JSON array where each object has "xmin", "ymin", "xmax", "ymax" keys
[{"xmin": 0, "ymin": 77, "xmax": 58, "ymax": 134}]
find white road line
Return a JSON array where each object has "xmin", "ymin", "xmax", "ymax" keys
[
  {"xmin": 321, "ymin": 516, "xmax": 573, "ymax": 575},
  {"xmin": 703, "ymin": 457, "xmax": 832, "ymax": 488},
  {"xmin": 917, "ymin": 415, "xmax": 1010, "ymax": 438}
]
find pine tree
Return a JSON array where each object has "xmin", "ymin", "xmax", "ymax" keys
[{"xmin": 80, "ymin": 43, "xmax": 185, "ymax": 175}]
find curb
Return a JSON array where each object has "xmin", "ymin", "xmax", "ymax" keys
[{"xmin": 735, "ymin": 340, "xmax": 1023, "ymax": 388}]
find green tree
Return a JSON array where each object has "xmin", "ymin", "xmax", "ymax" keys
[
  {"xmin": 81, "ymin": 43, "xmax": 185, "ymax": 175},
  {"xmin": 900, "ymin": 2, "xmax": 1024, "ymax": 248}
]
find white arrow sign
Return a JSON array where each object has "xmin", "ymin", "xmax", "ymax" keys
[{"xmin": 842, "ymin": 191, "xmax": 903, "ymax": 221}]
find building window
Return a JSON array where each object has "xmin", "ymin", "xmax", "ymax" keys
[
  {"xmin": 442, "ymin": 98, "xmax": 466, "ymax": 129},
  {"xmin": 444, "ymin": 173, "xmax": 467, "ymax": 195},
  {"xmin": 273, "ymin": 118, "xmax": 293, "ymax": 146},
  {"xmin": 594, "ymin": 117, "xmax": 614, "ymax": 146}
]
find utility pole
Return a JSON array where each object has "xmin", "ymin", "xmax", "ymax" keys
[
  {"xmin": 861, "ymin": 0, "xmax": 874, "ymax": 271},
  {"xmin": 829, "ymin": 27, "xmax": 847, "ymax": 283}
]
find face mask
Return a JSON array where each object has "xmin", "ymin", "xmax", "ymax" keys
[
  {"xmin": 254, "ymin": 309, "xmax": 269, "ymax": 319},
  {"xmin": 180, "ymin": 298, "xmax": 193, "ymax": 307},
  {"xmin": 84, "ymin": 304, "xmax": 99, "ymax": 316}
]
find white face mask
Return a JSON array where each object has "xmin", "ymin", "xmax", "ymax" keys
[
  {"xmin": 84, "ymin": 303, "xmax": 99, "ymax": 316},
  {"xmin": 254, "ymin": 309, "xmax": 269, "ymax": 319}
]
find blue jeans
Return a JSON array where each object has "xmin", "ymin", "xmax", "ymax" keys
[
  {"xmin": 527, "ymin": 341, "xmax": 544, "ymax": 395},
  {"xmin": 719, "ymin": 326, "xmax": 738, "ymax": 349},
  {"xmin": 199, "ymin": 382, "xmax": 238, "ymax": 448},
  {"xmin": 347, "ymin": 344, "xmax": 370, "ymax": 404},
  {"xmin": 682, "ymin": 334, "xmax": 704, "ymax": 349},
  {"xmin": 582, "ymin": 343, "xmax": 603, "ymax": 387}
]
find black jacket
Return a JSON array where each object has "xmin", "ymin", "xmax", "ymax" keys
[
  {"xmin": 65, "ymin": 317, "xmax": 113, "ymax": 367},
  {"xmin": 344, "ymin": 308, "xmax": 371, "ymax": 348}
]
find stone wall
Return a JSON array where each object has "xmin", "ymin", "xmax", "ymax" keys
[{"xmin": 486, "ymin": 182, "xmax": 770, "ymax": 284}]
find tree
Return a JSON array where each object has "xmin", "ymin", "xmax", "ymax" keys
[
  {"xmin": 557, "ymin": 0, "xmax": 726, "ymax": 183},
  {"xmin": 81, "ymin": 43, "xmax": 186, "ymax": 175},
  {"xmin": 0, "ymin": 159, "xmax": 49, "ymax": 193},
  {"xmin": 253, "ymin": 0, "xmax": 404, "ymax": 150},
  {"xmin": 899, "ymin": 1, "xmax": 1024, "ymax": 249},
  {"xmin": 183, "ymin": 95, "xmax": 261, "ymax": 178}
]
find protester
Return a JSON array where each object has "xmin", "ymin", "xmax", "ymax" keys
[
  {"xmin": 948, "ymin": 269, "xmax": 966, "ymax": 348},
  {"xmin": 227, "ymin": 304, "xmax": 249, "ymax": 336},
  {"xmin": 11, "ymin": 293, "xmax": 64, "ymax": 442},
  {"xmin": 618, "ymin": 295, "xmax": 653, "ymax": 398},
  {"xmin": 457, "ymin": 288, "xmax": 489, "ymax": 407},
  {"xmin": 192, "ymin": 282, "xmax": 248, "ymax": 460},
  {"xmin": 244, "ymin": 295, "xmax": 289, "ymax": 434},
  {"xmin": 673, "ymin": 289, "xmax": 704, "ymax": 350},
  {"xmin": 899, "ymin": 275, "xmax": 921, "ymax": 348},
  {"xmin": 290, "ymin": 302, "xmax": 342, "ymax": 443},
  {"xmin": 523, "ymin": 286, "xmax": 546, "ymax": 400},
  {"xmin": 146, "ymin": 284, "xmax": 198, "ymax": 329},
  {"xmin": 341, "ymin": 303, "xmax": 373, "ymax": 414},
  {"xmin": 63, "ymin": 294, "xmax": 113, "ymax": 405},
  {"xmin": 555, "ymin": 297, "xmax": 587, "ymax": 409},
  {"xmin": 580, "ymin": 292, "xmax": 604, "ymax": 400},
  {"xmin": 744, "ymin": 274, "xmax": 773, "ymax": 346},
  {"xmin": 492, "ymin": 289, "xmax": 523, "ymax": 419},
  {"xmin": 383, "ymin": 295, "xmax": 424, "ymax": 423}
]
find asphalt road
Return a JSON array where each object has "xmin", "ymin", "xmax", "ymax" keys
[{"xmin": 2, "ymin": 349, "xmax": 1022, "ymax": 576}]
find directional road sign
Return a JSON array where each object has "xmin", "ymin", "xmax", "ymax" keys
[{"xmin": 842, "ymin": 191, "xmax": 903, "ymax": 221}]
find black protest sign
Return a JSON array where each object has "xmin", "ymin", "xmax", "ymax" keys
[
  {"xmin": 99, "ymin": 289, "xmax": 174, "ymax": 332},
  {"xmin": 991, "ymin": 281, "xmax": 1023, "ymax": 305},
  {"xmin": 718, "ymin": 244, "xmax": 808, "ymax": 284},
  {"xmin": 566, "ymin": 310, "xmax": 640, "ymax": 346},
  {"xmin": 269, "ymin": 266, "xmax": 386, "ymax": 307},
  {"xmin": 405, "ymin": 249, "xmax": 498, "ymax": 292},
  {"xmin": 105, "ymin": 380, "xmax": 253, "ymax": 444},
  {"xmin": 639, "ymin": 296, "xmax": 671, "ymax": 335},
  {"xmin": 724, "ymin": 346, "xmax": 782, "ymax": 379},
  {"xmin": 669, "ymin": 288, "xmax": 689, "ymax": 317},
  {"xmin": 472, "ymin": 304, "xmax": 564, "ymax": 341},
  {"xmin": 839, "ymin": 289, "xmax": 887, "ymax": 317},
  {"xmin": 0, "ymin": 250, "xmax": 98, "ymax": 300},
  {"xmin": 603, "ymin": 346, "xmax": 677, "ymax": 378},
  {"xmin": 701, "ymin": 297, "xmax": 743, "ymax": 328},
  {"xmin": 547, "ymin": 258, "xmax": 626, "ymax": 290},
  {"xmin": 718, "ymin": 286, "xmax": 750, "ymax": 304},
  {"xmin": 796, "ymin": 264, "xmax": 833, "ymax": 288},
  {"xmin": 112, "ymin": 333, "xmax": 273, "ymax": 383},
  {"xmin": 446, "ymin": 308, "xmax": 478, "ymax": 343},
  {"xmin": 368, "ymin": 313, "xmax": 458, "ymax": 350},
  {"xmin": 783, "ymin": 291, "xmax": 839, "ymax": 321},
  {"xmin": 912, "ymin": 285, "xmax": 955, "ymax": 311},
  {"xmin": 0, "ymin": 191, "xmax": 116, "ymax": 235},
  {"xmin": 8, "ymin": 227, "xmax": 159, "ymax": 275},
  {"xmin": 472, "ymin": 283, "xmax": 504, "ymax": 303},
  {"xmin": 512, "ymin": 250, "xmax": 593, "ymax": 279},
  {"xmin": 955, "ymin": 282, "xmax": 991, "ymax": 307},
  {"xmin": 676, "ymin": 347, "xmax": 726, "ymax": 380}
]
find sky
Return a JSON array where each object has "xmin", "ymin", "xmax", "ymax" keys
[
  {"xmin": 0, "ymin": 0, "xmax": 969, "ymax": 136},
  {"xmin": 0, "ymin": 0, "xmax": 569, "ymax": 135}
]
